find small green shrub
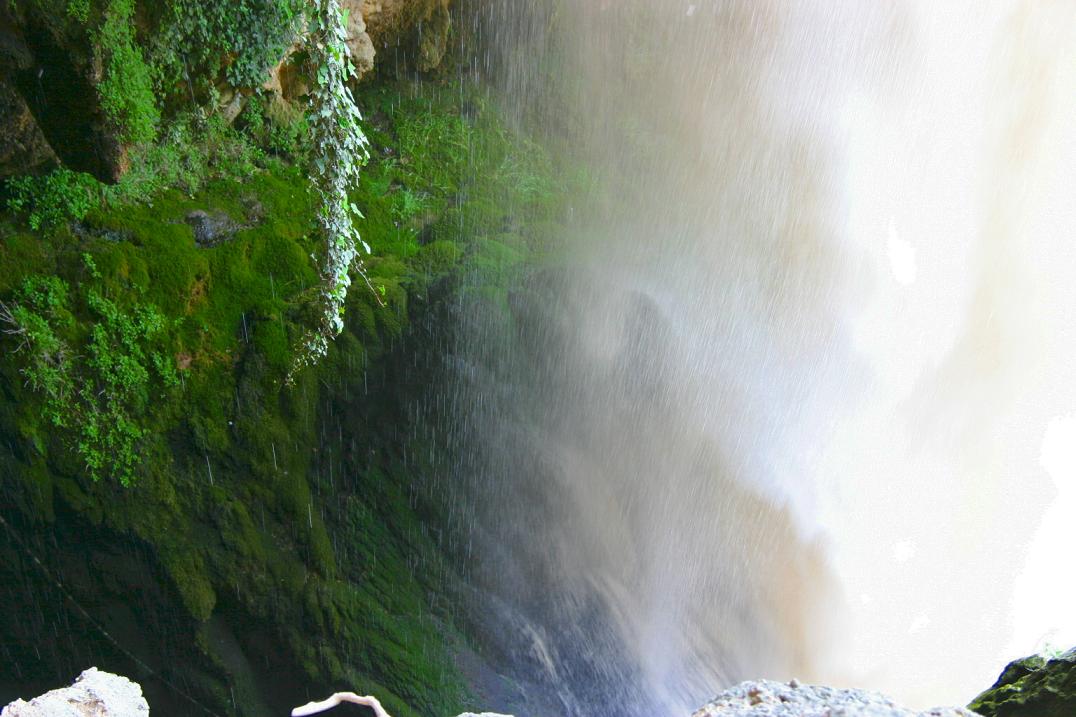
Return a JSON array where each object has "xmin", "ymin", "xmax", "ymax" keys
[
  {"xmin": 391, "ymin": 187, "xmax": 429, "ymax": 224},
  {"xmin": 5, "ymin": 168, "xmax": 100, "ymax": 230},
  {"xmin": 66, "ymin": 0, "xmax": 90, "ymax": 21},
  {"xmin": 104, "ymin": 112, "xmax": 264, "ymax": 204},
  {"xmin": 5, "ymin": 112, "xmax": 267, "ymax": 230},
  {"xmin": 239, "ymin": 92, "xmax": 310, "ymax": 159},
  {"xmin": 78, "ymin": 291, "xmax": 177, "ymax": 484},
  {"xmin": 156, "ymin": 0, "xmax": 304, "ymax": 92},
  {"xmin": 0, "ymin": 274, "xmax": 178, "ymax": 486},
  {"xmin": 395, "ymin": 111, "xmax": 471, "ymax": 195},
  {"xmin": 491, "ymin": 135, "xmax": 556, "ymax": 206},
  {"xmin": 0, "ymin": 277, "xmax": 74, "ymax": 423}
]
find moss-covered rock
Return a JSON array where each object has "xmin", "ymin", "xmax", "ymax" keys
[
  {"xmin": 0, "ymin": 75, "xmax": 571, "ymax": 717},
  {"xmin": 969, "ymin": 649, "xmax": 1076, "ymax": 717}
]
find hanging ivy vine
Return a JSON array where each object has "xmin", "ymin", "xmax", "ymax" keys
[{"xmin": 288, "ymin": 0, "xmax": 374, "ymax": 381}]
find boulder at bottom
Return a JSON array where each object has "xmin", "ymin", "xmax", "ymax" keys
[
  {"xmin": 693, "ymin": 680, "xmax": 980, "ymax": 717},
  {"xmin": 1, "ymin": 668, "xmax": 149, "ymax": 717},
  {"xmin": 969, "ymin": 647, "xmax": 1076, "ymax": 717}
]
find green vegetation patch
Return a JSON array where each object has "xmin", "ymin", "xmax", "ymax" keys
[
  {"xmin": 96, "ymin": 0, "xmax": 159, "ymax": 143},
  {"xmin": 0, "ymin": 270, "xmax": 178, "ymax": 486},
  {"xmin": 970, "ymin": 649, "xmax": 1076, "ymax": 717},
  {"xmin": 0, "ymin": 76, "xmax": 577, "ymax": 717},
  {"xmin": 155, "ymin": 0, "xmax": 305, "ymax": 91}
]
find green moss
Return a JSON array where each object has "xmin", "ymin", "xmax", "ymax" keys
[
  {"xmin": 96, "ymin": 0, "xmax": 159, "ymax": 143},
  {"xmin": 0, "ymin": 228, "xmax": 49, "ymax": 296},
  {"xmin": 970, "ymin": 649, "xmax": 1076, "ymax": 717},
  {"xmin": 163, "ymin": 549, "xmax": 218, "ymax": 621},
  {"xmin": 412, "ymin": 240, "xmax": 463, "ymax": 277},
  {"xmin": 0, "ymin": 76, "xmax": 574, "ymax": 717}
]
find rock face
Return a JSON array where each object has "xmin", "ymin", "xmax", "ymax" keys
[
  {"xmin": 342, "ymin": 0, "xmax": 453, "ymax": 78},
  {"xmin": 0, "ymin": 77, "xmax": 55, "ymax": 176},
  {"xmin": 693, "ymin": 680, "xmax": 981, "ymax": 717},
  {"xmin": 0, "ymin": 6, "xmax": 123, "ymax": 181},
  {"xmin": 361, "ymin": 0, "xmax": 452, "ymax": 53},
  {"xmin": 968, "ymin": 648, "xmax": 1076, "ymax": 717},
  {"xmin": 343, "ymin": 0, "xmax": 378, "ymax": 77},
  {"xmin": 1, "ymin": 668, "xmax": 150, "ymax": 717}
]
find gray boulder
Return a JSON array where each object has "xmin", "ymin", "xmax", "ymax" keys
[
  {"xmin": 1, "ymin": 668, "xmax": 149, "ymax": 717},
  {"xmin": 186, "ymin": 210, "xmax": 240, "ymax": 248},
  {"xmin": 693, "ymin": 679, "xmax": 980, "ymax": 717}
]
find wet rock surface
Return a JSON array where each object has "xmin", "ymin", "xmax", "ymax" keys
[
  {"xmin": 969, "ymin": 648, "xmax": 1076, "ymax": 717},
  {"xmin": 1, "ymin": 668, "xmax": 149, "ymax": 717},
  {"xmin": 0, "ymin": 77, "xmax": 55, "ymax": 177},
  {"xmin": 692, "ymin": 680, "xmax": 981, "ymax": 717},
  {"xmin": 186, "ymin": 209, "xmax": 241, "ymax": 247}
]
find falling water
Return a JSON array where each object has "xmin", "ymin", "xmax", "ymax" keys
[{"xmin": 451, "ymin": 1, "xmax": 1076, "ymax": 715}]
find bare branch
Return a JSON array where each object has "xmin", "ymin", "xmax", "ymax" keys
[{"xmin": 0, "ymin": 300, "xmax": 29, "ymax": 352}]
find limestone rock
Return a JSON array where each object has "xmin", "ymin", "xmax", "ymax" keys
[
  {"xmin": 0, "ymin": 77, "xmax": 56, "ymax": 176},
  {"xmin": 361, "ymin": 0, "xmax": 453, "ymax": 69},
  {"xmin": 415, "ymin": 0, "xmax": 451, "ymax": 72},
  {"xmin": 264, "ymin": 49, "xmax": 310, "ymax": 102},
  {"xmin": 1, "ymin": 667, "xmax": 150, "ymax": 717},
  {"xmin": 968, "ymin": 648, "xmax": 1076, "ymax": 717},
  {"xmin": 264, "ymin": 0, "xmax": 413, "ymax": 99},
  {"xmin": 693, "ymin": 680, "xmax": 980, "ymax": 717},
  {"xmin": 343, "ymin": 0, "xmax": 377, "ymax": 77}
]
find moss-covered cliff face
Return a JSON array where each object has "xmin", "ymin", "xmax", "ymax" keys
[
  {"xmin": 0, "ymin": 64, "xmax": 569, "ymax": 716},
  {"xmin": 0, "ymin": 0, "xmax": 456, "ymax": 181}
]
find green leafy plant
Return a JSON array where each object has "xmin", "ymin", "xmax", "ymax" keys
[
  {"xmin": 156, "ymin": 0, "xmax": 304, "ymax": 92},
  {"xmin": 77, "ymin": 291, "xmax": 176, "ymax": 484},
  {"xmin": 5, "ymin": 168, "xmax": 100, "ymax": 230},
  {"xmin": 0, "ymin": 277, "xmax": 74, "ymax": 423},
  {"xmin": 239, "ymin": 92, "xmax": 311, "ymax": 159},
  {"xmin": 96, "ymin": 0, "xmax": 159, "ymax": 143},
  {"xmin": 391, "ymin": 187, "xmax": 429, "ymax": 224},
  {"xmin": 5, "ymin": 111, "xmax": 268, "ymax": 230},
  {"xmin": 103, "ymin": 111, "xmax": 264, "ymax": 203},
  {"xmin": 82, "ymin": 252, "xmax": 102, "ymax": 280},
  {"xmin": 66, "ymin": 0, "xmax": 90, "ymax": 21},
  {"xmin": 0, "ymin": 275, "xmax": 178, "ymax": 486},
  {"xmin": 289, "ymin": 0, "xmax": 372, "ymax": 380},
  {"xmin": 395, "ymin": 111, "xmax": 471, "ymax": 195}
]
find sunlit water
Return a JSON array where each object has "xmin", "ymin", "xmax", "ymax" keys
[{"xmin": 450, "ymin": 1, "xmax": 1076, "ymax": 714}]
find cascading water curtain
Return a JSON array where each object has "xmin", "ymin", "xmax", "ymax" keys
[{"xmin": 450, "ymin": 2, "xmax": 1076, "ymax": 715}]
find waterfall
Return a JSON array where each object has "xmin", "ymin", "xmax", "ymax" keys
[{"xmin": 451, "ymin": 1, "xmax": 1076, "ymax": 714}]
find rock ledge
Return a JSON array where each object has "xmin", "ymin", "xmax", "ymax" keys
[
  {"xmin": 1, "ymin": 668, "xmax": 150, "ymax": 717},
  {"xmin": 693, "ymin": 680, "xmax": 980, "ymax": 717}
]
